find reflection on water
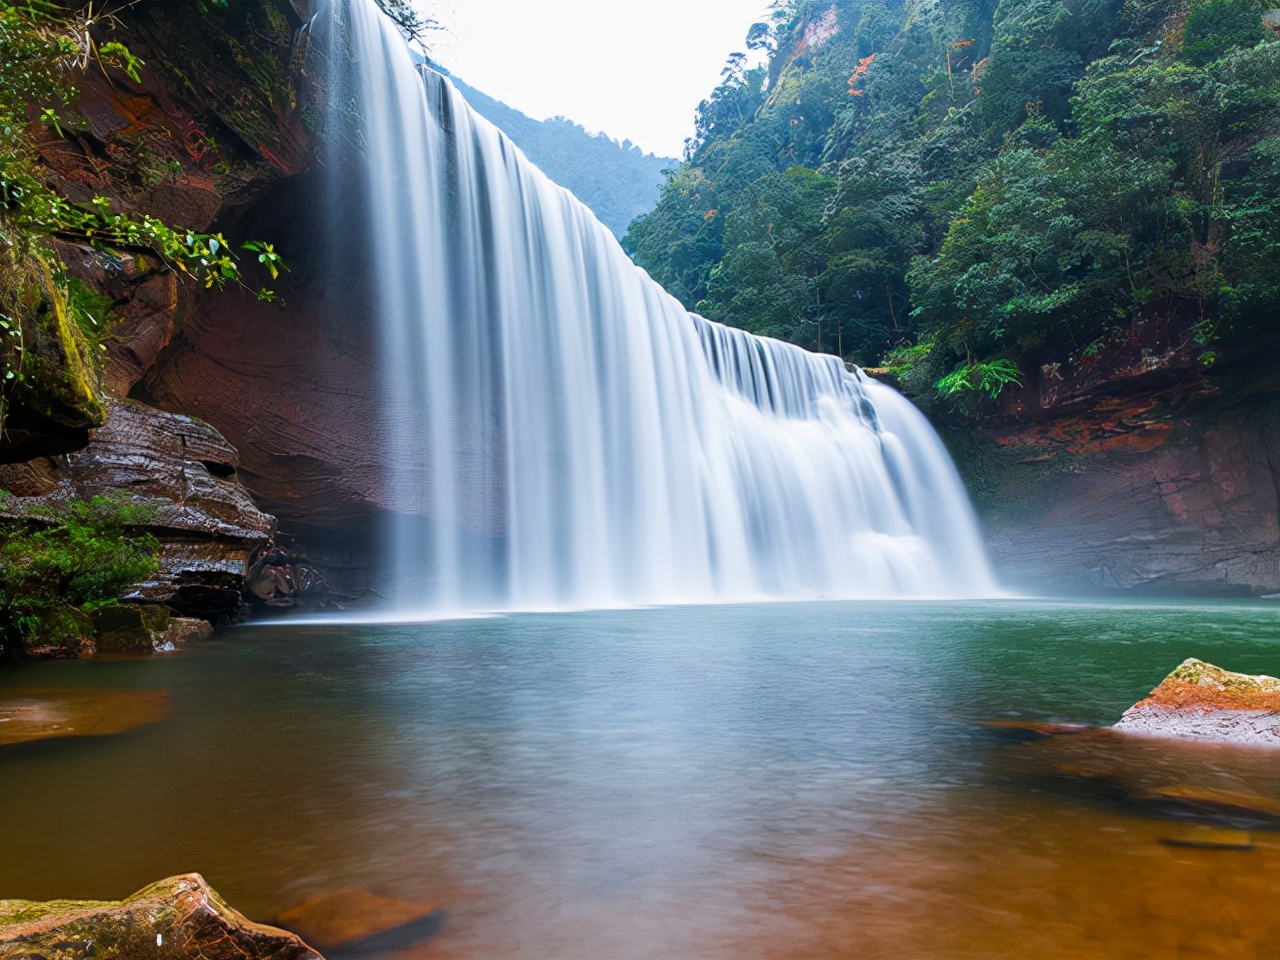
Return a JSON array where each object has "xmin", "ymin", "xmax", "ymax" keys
[{"xmin": 1, "ymin": 601, "xmax": 1277, "ymax": 958}]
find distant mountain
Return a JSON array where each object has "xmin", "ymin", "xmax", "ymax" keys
[{"xmin": 429, "ymin": 63, "xmax": 676, "ymax": 239}]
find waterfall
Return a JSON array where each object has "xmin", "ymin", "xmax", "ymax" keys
[{"xmin": 314, "ymin": 0, "xmax": 997, "ymax": 613}]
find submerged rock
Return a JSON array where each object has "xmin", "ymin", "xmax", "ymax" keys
[
  {"xmin": 0, "ymin": 874, "xmax": 319, "ymax": 960},
  {"xmin": 1112, "ymin": 658, "xmax": 1280, "ymax": 746},
  {"xmin": 272, "ymin": 888, "xmax": 443, "ymax": 956},
  {"xmin": 992, "ymin": 725, "xmax": 1280, "ymax": 827},
  {"xmin": 1159, "ymin": 826, "xmax": 1255, "ymax": 851},
  {"xmin": 0, "ymin": 688, "xmax": 171, "ymax": 747}
]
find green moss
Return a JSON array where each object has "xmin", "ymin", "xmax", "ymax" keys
[
  {"xmin": 0, "ymin": 493, "xmax": 161, "ymax": 659},
  {"xmin": 63, "ymin": 276, "xmax": 117, "ymax": 347},
  {"xmin": 2, "ymin": 249, "xmax": 108, "ymax": 431}
]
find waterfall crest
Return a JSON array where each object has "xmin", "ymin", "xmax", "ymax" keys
[{"xmin": 316, "ymin": 0, "xmax": 997, "ymax": 612}]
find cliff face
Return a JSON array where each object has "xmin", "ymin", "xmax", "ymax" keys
[
  {"xmin": 949, "ymin": 348, "xmax": 1280, "ymax": 596},
  {"xmin": 140, "ymin": 172, "xmax": 389, "ymax": 551}
]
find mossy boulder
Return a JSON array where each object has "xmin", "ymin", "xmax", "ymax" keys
[
  {"xmin": 0, "ymin": 873, "xmax": 320, "ymax": 960},
  {"xmin": 91, "ymin": 603, "xmax": 172, "ymax": 653},
  {"xmin": 1112, "ymin": 658, "xmax": 1280, "ymax": 746},
  {"xmin": 19, "ymin": 605, "xmax": 96, "ymax": 659}
]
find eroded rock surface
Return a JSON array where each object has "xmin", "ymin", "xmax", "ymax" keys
[
  {"xmin": 962, "ymin": 363, "xmax": 1280, "ymax": 596},
  {"xmin": 1111, "ymin": 658, "xmax": 1280, "ymax": 746},
  {"xmin": 0, "ymin": 874, "xmax": 320, "ymax": 960}
]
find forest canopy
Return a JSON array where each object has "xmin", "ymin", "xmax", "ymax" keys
[{"xmin": 623, "ymin": 0, "xmax": 1280, "ymax": 407}]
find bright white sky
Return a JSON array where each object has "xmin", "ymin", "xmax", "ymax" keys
[{"xmin": 420, "ymin": 0, "xmax": 772, "ymax": 158}]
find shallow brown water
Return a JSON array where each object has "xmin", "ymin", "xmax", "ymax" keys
[{"xmin": 0, "ymin": 600, "xmax": 1277, "ymax": 958}]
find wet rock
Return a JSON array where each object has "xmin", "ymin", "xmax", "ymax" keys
[
  {"xmin": 272, "ymin": 888, "xmax": 442, "ymax": 956},
  {"xmin": 1112, "ymin": 658, "xmax": 1280, "ymax": 746},
  {"xmin": 0, "ymin": 688, "xmax": 171, "ymax": 747},
  {"xmin": 979, "ymin": 719, "xmax": 1091, "ymax": 741},
  {"xmin": 0, "ymin": 873, "xmax": 320, "ymax": 960},
  {"xmin": 157, "ymin": 617, "xmax": 214, "ymax": 649},
  {"xmin": 91, "ymin": 603, "xmax": 172, "ymax": 654},
  {"xmin": 246, "ymin": 546, "xmax": 330, "ymax": 610}
]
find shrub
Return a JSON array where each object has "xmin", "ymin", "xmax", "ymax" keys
[{"xmin": 0, "ymin": 491, "xmax": 160, "ymax": 657}]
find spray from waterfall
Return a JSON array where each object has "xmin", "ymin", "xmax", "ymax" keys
[{"xmin": 314, "ymin": 0, "xmax": 997, "ymax": 613}]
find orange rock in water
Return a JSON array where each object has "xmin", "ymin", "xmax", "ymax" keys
[
  {"xmin": 0, "ymin": 687, "xmax": 171, "ymax": 747},
  {"xmin": 273, "ymin": 888, "xmax": 442, "ymax": 954},
  {"xmin": 1112, "ymin": 658, "xmax": 1280, "ymax": 746}
]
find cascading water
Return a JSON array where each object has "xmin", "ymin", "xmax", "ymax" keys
[{"xmin": 314, "ymin": 0, "xmax": 997, "ymax": 613}]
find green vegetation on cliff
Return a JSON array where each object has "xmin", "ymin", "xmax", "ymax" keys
[
  {"xmin": 624, "ymin": 0, "xmax": 1280, "ymax": 407},
  {"xmin": 0, "ymin": 0, "xmax": 285, "ymax": 434},
  {"xmin": 0, "ymin": 491, "xmax": 160, "ymax": 658}
]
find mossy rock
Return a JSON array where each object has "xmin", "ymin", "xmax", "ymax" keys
[
  {"xmin": 20, "ymin": 605, "xmax": 95, "ymax": 659},
  {"xmin": 1, "ymin": 249, "xmax": 107, "ymax": 434},
  {"xmin": 0, "ymin": 873, "xmax": 320, "ymax": 959},
  {"xmin": 91, "ymin": 603, "xmax": 172, "ymax": 654}
]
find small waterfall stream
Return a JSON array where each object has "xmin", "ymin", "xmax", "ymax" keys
[{"xmin": 316, "ymin": 0, "xmax": 996, "ymax": 613}]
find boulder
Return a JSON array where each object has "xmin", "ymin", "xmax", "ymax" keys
[
  {"xmin": 1112, "ymin": 658, "xmax": 1280, "ymax": 746},
  {"xmin": 0, "ymin": 874, "xmax": 319, "ymax": 960},
  {"xmin": 156, "ymin": 617, "xmax": 215, "ymax": 650},
  {"xmin": 92, "ymin": 603, "xmax": 172, "ymax": 654}
]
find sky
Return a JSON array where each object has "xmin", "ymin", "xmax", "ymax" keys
[{"xmin": 420, "ymin": 0, "xmax": 773, "ymax": 158}]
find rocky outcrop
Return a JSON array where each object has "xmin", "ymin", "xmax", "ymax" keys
[
  {"xmin": 0, "ymin": 249, "xmax": 108, "ymax": 463},
  {"xmin": 1, "ymin": 0, "xmax": 321, "ymax": 628},
  {"xmin": 950, "ymin": 357, "xmax": 1280, "ymax": 596},
  {"xmin": 4, "ymin": 0, "xmax": 313, "ymax": 451},
  {"xmin": 0, "ymin": 397, "xmax": 275, "ymax": 619},
  {"xmin": 0, "ymin": 874, "xmax": 319, "ymax": 960},
  {"xmin": 1112, "ymin": 658, "xmax": 1280, "ymax": 746}
]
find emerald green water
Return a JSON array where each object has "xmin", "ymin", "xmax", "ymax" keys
[{"xmin": 1, "ymin": 600, "xmax": 1277, "ymax": 958}]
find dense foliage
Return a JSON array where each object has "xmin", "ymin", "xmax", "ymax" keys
[
  {"xmin": 0, "ymin": 492, "xmax": 160, "ymax": 656},
  {"xmin": 442, "ymin": 68, "xmax": 676, "ymax": 239},
  {"xmin": 624, "ymin": 0, "xmax": 1280, "ymax": 406}
]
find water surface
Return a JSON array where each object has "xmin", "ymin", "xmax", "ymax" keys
[{"xmin": 1, "ymin": 600, "xmax": 1277, "ymax": 958}]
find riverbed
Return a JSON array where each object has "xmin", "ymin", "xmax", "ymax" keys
[{"xmin": 2, "ymin": 600, "xmax": 1277, "ymax": 958}]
